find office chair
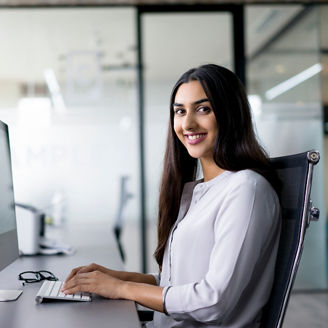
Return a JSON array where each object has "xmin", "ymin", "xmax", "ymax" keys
[{"xmin": 261, "ymin": 150, "xmax": 320, "ymax": 328}]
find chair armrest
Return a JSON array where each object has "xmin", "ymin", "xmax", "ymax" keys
[
  {"xmin": 138, "ymin": 309, "xmax": 154, "ymax": 322},
  {"xmin": 137, "ymin": 304, "xmax": 154, "ymax": 322}
]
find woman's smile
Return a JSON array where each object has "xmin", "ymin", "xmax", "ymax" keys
[{"xmin": 184, "ymin": 132, "xmax": 208, "ymax": 145}]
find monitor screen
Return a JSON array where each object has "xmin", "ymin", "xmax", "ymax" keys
[{"xmin": 0, "ymin": 120, "xmax": 19, "ymax": 272}]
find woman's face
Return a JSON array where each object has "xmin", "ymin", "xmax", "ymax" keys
[{"xmin": 173, "ymin": 80, "xmax": 218, "ymax": 161}]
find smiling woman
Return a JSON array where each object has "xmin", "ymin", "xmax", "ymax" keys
[{"xmin": 63, "ymin": 64, "xmax": 282, "ymax": 328}]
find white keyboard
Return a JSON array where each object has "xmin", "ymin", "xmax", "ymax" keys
[{"xmin": 35, "ymin": 280, "xmax": 91, "ymax": 303}]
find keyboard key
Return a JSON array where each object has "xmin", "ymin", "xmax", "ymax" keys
[
  {"xmin": 45, "ymin": 281, "xmax": 55, "ymax": 295},
  {"xmin": 50, "ymin": 281, "xmax": 62, "ymax": 297},
  {"xmin": 81, "ymin": 295, "xmax": 91, "ymax": 301},
  {"xmin": 38, "ymin": 280, "xmax": 50, "ymax": 295},
  {"xmin": 73, "ymin": 293, "xmax": 82, "ymax": 300}
]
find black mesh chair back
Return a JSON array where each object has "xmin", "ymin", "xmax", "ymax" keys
[{"xmin": 261, "ymin": 150, "xmax": 320, "ymax": 328}]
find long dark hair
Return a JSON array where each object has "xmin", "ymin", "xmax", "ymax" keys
[{"xmin": 154, "ymin": 64, "xmax": 279, "ymax": 267}]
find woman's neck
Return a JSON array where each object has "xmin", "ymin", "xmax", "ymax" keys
[{"xmin": 200, "ymin": 158, "xmax": 225, "ymax": 182}]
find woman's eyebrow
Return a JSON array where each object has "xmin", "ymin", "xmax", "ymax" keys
[
  {"xmin": 173, "ymin": 98, "xmax": 209, "ymax": 107},
  {"xmin": 194, "ymin": 98, "xmax": 209, "ymax": 105}
]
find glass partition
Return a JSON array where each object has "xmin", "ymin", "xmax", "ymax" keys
[
  {"xmin": 247, "ymin": 5, "xmax": 327, "ymax": 289},
  {"xmin": 0, "ymin": 8, "xmax": 140, "ymax": 271}
]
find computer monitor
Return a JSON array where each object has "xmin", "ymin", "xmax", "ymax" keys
[{"xmin": 0, "ymin": 120, "xmax": 22, "ymax": 301}]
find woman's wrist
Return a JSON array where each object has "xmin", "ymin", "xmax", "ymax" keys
[
  {"xmin": 119, "ymin": 280, "xmax": 133, "ymax": 300},
  {"xmin": 113, "ymin": 271, "xmax": 157, "ymax": 285},
  {"xmin": 105, "ymin": 268, "xmax": 129, "ymax": 281},
  {"xmin": 118, "ymin": 281, "xmax": 164, "ymax": 312}
]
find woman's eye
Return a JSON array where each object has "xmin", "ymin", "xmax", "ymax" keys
[
  {"xmin": 174, "ymin": 108, "xmax": 184, "ymax": 115},
  {"xmin": 198, "ymin": 106, "xmax": 210, "ymax": 113}
]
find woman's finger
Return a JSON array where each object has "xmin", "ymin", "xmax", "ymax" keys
[
  {"xmin": 62, "ymin": 272, "xmax": 92, "ymax": 291},
  {"xmin": 64, "ymin": 266, "xmax": 83, "ymax": 283},
  {"xmin": 63, "ymin": 271, "xmax": 123, "ymax": 299},
  {"xmin": 64, "ymin": 263, "xmax": 96, "ymax": 283},
  {"xmin": 62, "ymin": 281, "xmax": 91, "ymax": 295}
]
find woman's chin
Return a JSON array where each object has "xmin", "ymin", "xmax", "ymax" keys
[{"xmin": 187, "ymin": 151, "xmax": 201, "ymax": 159}]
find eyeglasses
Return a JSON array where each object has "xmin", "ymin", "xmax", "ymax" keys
[{"xmin": 18, "ymin": 270, "xmax": 58, "ymax": 283}]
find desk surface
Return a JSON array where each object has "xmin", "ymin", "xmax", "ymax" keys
[{"xmin": 0, "ymin": 222, "xmax": 141, "ymax": 328}]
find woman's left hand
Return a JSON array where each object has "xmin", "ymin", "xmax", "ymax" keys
[{"xmin": 61, "ymin": 270, "xmax": 124, "ymax": 299}]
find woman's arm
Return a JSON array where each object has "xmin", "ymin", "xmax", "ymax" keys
[
  {"xmin": 64, "ymin": 263, "xmax": 157, "ymax": 285},
  {"xmin": 121, "ymin": 281, "xmax": 164, "ymax": 312},
  {"xmin": 115, "ymin": 270, "xmax": 158, "ymax": 285},
  {"xmin": 62, "ymin": 269, "xmax": 164, "ymax": 312}
]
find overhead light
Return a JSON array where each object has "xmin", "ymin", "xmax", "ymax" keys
[{"xmin": 265, "ymin": 63, "xmax": 322, "ymax": 100}]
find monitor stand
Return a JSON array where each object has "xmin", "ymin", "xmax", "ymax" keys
[{"xmin": 0, "ymin": 289, "xmax": 23, "ymax": 302}]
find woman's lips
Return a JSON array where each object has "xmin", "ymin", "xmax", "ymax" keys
[{"xmin": 184, "ymin": 133, "xmax": 207, "ymax": 145}]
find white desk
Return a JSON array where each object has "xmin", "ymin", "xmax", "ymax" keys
[{"xmin": 0, "ymin": 222, "xmax": 141, "ymax": 328}]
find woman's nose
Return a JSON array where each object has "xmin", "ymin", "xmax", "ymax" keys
[{"xmin": 182, "ymin": 112, "xmax": 197, "ymax": 131}]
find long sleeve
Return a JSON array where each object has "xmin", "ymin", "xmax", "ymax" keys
[
  {"xmin": 156, "ymin": 170, "xmax": 281, "ymax": 327},
  {"xmin": 150, "ymin": 273, "xmax": 160, "ymax": 286}
]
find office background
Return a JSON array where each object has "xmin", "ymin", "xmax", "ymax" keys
[{"xmin": 0, "ymin": 0, "xmax": 327, "ymax": 295}]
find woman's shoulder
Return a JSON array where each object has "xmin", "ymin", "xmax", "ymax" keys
[
  {"xmin": 185, "ymin": 170, "xmax": 267, "ymax": 188},
  {"xmin": 230, "ymin": 169, "xmax": 265, "ymax": 182},
  {"xmin": 227, "ymin": 169, "xmax": 274, "ymax": 192},
  {"xmin": 184, "ymin": 169, "xmax": 274, "ymax": 194},
  {"xmin": 226, "ymin": 170, "xmax": 279, "ymax": 204}
]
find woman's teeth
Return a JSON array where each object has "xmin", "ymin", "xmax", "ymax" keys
[{"xmin": 187, "ymin": 134, "xmax": 204, "ymax": 140}]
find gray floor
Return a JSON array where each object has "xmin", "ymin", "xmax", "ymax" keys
[
  {"xmin": 122, "ymin": 220, "xmax": 328, "ymax": 328},
  {"xmin": 283, "ymin": 291, "xmax": 328, "ymax": 328}
]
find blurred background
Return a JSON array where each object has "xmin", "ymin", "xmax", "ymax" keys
[{"xmin": 0, "ymin": 2, "xmax": 327, "ymax": 313}]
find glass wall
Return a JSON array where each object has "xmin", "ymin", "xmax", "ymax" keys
[
  {"xmin": 0, "ymin": 8, "xmax": 140, "ymax": 271},
  {"xmin": 142, "ymin": 12, "xmax": 233, "ymax": 272},
  {"xmin": 247, "ymin": 5, "xmax": 327, "ymax": 289}
]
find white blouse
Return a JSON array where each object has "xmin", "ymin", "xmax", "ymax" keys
[{"xmin": 150, "ymin": 170, "xmax": 281, "ymax": 328}]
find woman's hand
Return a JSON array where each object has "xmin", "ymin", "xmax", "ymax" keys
[
  {"xmin": 63, "ymin": 263, "xmax": 158, "ymax": 292},
  {"xmin": 62, "ymin": 270, "xmax": 124, "ymax": 299},
  {"xmin": 62, "ymin": 265, "xmax": 164, "ymax": 312},
  {"xmin": 64, "ymin": 263, "xmax": 112, "ymax": 283}
]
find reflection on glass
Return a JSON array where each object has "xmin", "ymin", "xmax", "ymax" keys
[{"xmin": 247, "ymin": 5, "xmax": 327, "ymax": 289}]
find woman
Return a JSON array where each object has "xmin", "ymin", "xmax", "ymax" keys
[{"xmin": 62, "ymin": 64, "xmax": 281, "ymax": 327}]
